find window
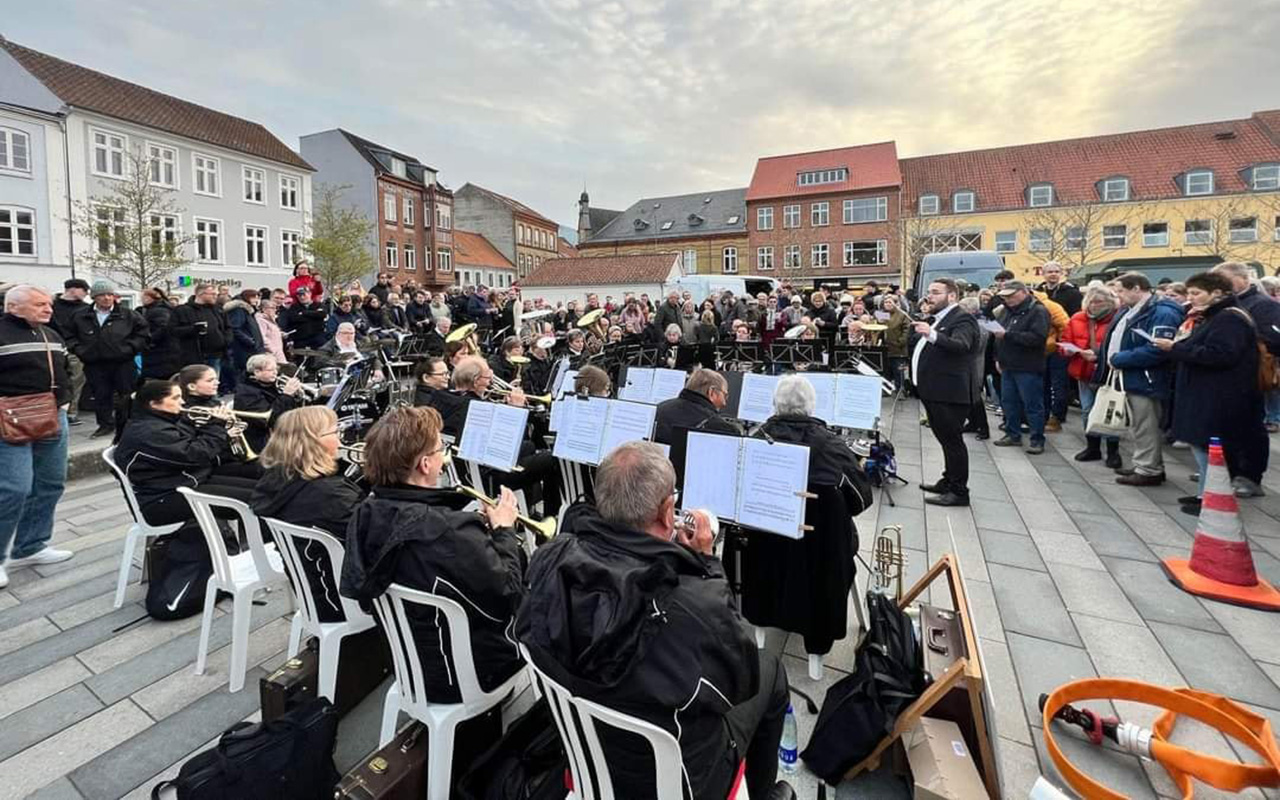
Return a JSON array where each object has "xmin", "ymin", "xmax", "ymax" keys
[
  {"xmin": 757, "ymin": 207, "xmax": 773, "ymax": 230},
  {"xmin": 390, "ymin": 157, "xmax": 406, "ymax": 178},
  {"xmin": 193, "ymin": 154, "xmax": 220, "ymax": 196},
  {"xmin": 1029, "ymin": 228, "xmax": 1052, "ymax": 252},
  {"xmin": 0, "ymin": 128, "xmax": 31, "ymax": 173},
  {"xmin": 385, "ymin": 240, "xmax": 398, "ymax": 268},
  {"xmin": 437, "ymin": 248, "xmax": 452, "ymax": 271},
  {"xmin": 403, "ymin": 242, "xmax": 416, "ymax": 271},
  {"xmin": 518, "ymin": 224, "xmax": 525, "ymax": 244},
  {"xmin": 95, "ymin": 206, "xmax": 125, "ymax": 255},
  {"xmin": 757, "ymin": 246, "xmax": 774, "ymax": 271},
  {"xmin": 242, "ymin": 167, "xmax": 265, "ymax": 204},
  {"xmin": 0, "ymin": 207, "xmax": 35, "ymax": 256},
  {"xmin": 683, "ymin": 249, "xmax": 697, "ymax": 271},
  {"xmin": 403, "ymin": 197, "xmax": 415, "ymax": 226},
  {"xmin": 844, "ymin": 240, "xmax": 887, "ymax": 266},
  {"xmin": 782, "ymin": 204, "xmax": 800, "ymax": 228},
  {"xmin": 1143, "ymin": 222, "xmax": 1169, "ymax": 247},
  {"xmin": 797, "ymin": 168, "xmax": 848, "ymax": 186},
  {"xmin": 811, "ymin": 243, "xmax": 829, "ymax": 268},
  {"xmin": 995, "ymin": 231, "xmax": 1017, "ymax": 253},
  {"xmin": 245, "ymin": 225, "xmax": 268, "ymax": 267},
  {"xmin": 722, "ymin": 247, "xmax": 738, "ymax": 274},
  {"xmin": 952, "ymin": 191, "xmax": 975, "ymax": 213},
  {"xmin": 281, "ymin": 229, "xmax": 302, "ymax": 266},
  {"xmin": 149, "ymin": 213, "xmax": 179, "ymax": 257},
  {"xmin": 384, "ymin": 192, "xmax": 397, "ymax": 223},
  {"xmin": 1028, "ymin": 184, "xmax": 1054, "ymax": 207},
  {"xmin": 423, "ymin": 202, "xmax": 431, "ymax": 228},
  {"xmin": 1254, "ymin": 165, "xmax": 1280, "ymax": 191},
  {"xmin": 919, "ymin": 195, "xmax": 940, "ymax": 215},
  {"xmin": 844, "ymin": 196, "xmax": 888, "ymax": 223},
  {"xmin": 1229, "ymin": 217, "xmax": 1258, "ymax": 243},
  {"xmin": 436, "ymin": 205, "xmax": 451, "ymax": 230},
  {"xmin": 1102, "ymin": 224, "xmax": 1128, "ymax": 248},
  {"xmin": 194, "ymin": 218, "xmax": 221, "ymax": 263},
  {"xmin": 811, "ymin": 202, "xmax": 829, "ymax": 226},
  {"xmin": 726, "ymin": 215, "xmax": 740, "ymax": 225},
  {"xmin": 1184, "ymin": 219, "xmax": 1213, "ymax": 245},
  {"xmin": 147, "ymin": 143, "xmax": 177, "ymax": 188},
  {"xmin": 1185, "ymin": 170, "xmax": 1214, "ymax": 196},
  {"xmin": 660, "ymin": 220, "xmax": 673, "ymax": 231},
  {"xmin": 1102, "ymin": 178, "xmax": 1130, "ymax": 202},
  {"xmin": 91, "ymin": 128, "xmax": 127, "ymax": 178},
  {"xmin": 279, "ymin": 174, "xmax": 299, "ymax": 209},
  {"xmin": 1275, "ymin": 216, "xmax": 1280, "ymax": 242},
  {"xmin": 1065, "ymin": 226, "xmax": 1086, "ymax": 250},
  {"xmin": 784, "ymin": 245, "xmax": 801, "ymax": 269}
]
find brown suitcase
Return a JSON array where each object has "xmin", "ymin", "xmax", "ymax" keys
[
  {"xmin": 916, "ymin": 602, "xmax": 985, "ymax": 782},
  {"xmin": 260, "ymin": 626, "xmax": 393, "ymax": 721},
  {"xmin": 335, "ymin": 722, "xmax": 429, "ymax": 800}
]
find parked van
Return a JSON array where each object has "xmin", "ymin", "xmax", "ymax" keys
[
  {"xmin": 665, "ymin": 274, "xmax": 779, "ymax": 300},
  {"xmin": 914, "ymin": 251, "xmax": 1006, "ymax": 294}
]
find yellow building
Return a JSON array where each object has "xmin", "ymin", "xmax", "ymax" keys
[{"xmin": 898, "ymin": 110, "xmax": 1280, "ymax": 282}]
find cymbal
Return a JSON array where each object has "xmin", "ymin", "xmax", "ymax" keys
[
  {"xmin": 858, "ymin": 323, "xmax": 888, "ymax": 331},
  {"xmin": 577, "ymin": 308, "xmax": 606, "ymax": 328},
  {"xmin": 446, "ymin": 322, "xmax": 477, "ymax": 343},
  {"xmin": 290, "ymin": 348, "xmax": 329, "ymax": 358},
  {"xmin": 522, "ymin": 308, "xmax": 552, "ymax": 320}
]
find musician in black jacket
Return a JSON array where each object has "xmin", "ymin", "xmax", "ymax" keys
[
  {"xmin": 654, "ymin": 369, "xmax": 742, "ymax": 490},
  {"xmin": 233, "ymin": 354, "xmax": 305, "ymax": 453},
  {"xmin": 281, "ymin": 286, "xmax": 328, "ymax": 350},
  {"xmin": 170, "ymin": 284, "xmax": 229, "ymax": 371},
  {"xmin": 340, "ymin": 406, "xmax": 526, "ymax": 704},
  {"xmin": 412, "ymin": 357, "xmax": 464, "ymax": 421},
  {"xmin": 523, "ymin": 336, "xmax": 555, "ymax": 395},
  {"xmin": 911, "ymin": 278, "xmax": 982, "ymax": 506}
]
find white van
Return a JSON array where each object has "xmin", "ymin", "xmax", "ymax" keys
[{"xmin": 664, "ymin": 274, "xmax": 779, "ymax": 301}]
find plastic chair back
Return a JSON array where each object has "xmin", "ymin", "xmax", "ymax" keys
[
  {"xmin": 373, "ymin": 584, "xmax": 488, "ymax": 710},
  {"xmin": 264, "ymin": 519, "xmax": 369, "ymax": 627}
]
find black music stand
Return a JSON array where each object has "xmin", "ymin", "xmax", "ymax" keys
[
  {"xmin": 715, "ymin": 342, "xmax": 761, "ymax": 371},
  {"xmin": 674, "ymin": 343, "xmax": 713, "ymax": 370},
  {"xmin": 634, "ymin": 344, "xmax": 663, "ymax": 367},
  {"xmin": 831, "ymin": 344, "xmax": 886, "ymax": 373},
  {"xmin": 769, "ymin": 339, "xmax": 824, "ymax": 369}
]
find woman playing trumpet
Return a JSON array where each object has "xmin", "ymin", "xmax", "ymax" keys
[
  {"xmin": 233, "ymin": 354, "xmax": 305, "ymax": 454},
  {"xmin": 177, "ymin": 363, "xmax": 262, "ymax": 478}
]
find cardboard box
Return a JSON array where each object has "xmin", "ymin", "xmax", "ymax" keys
[{"xmin": 905, "ymin": 717, "xmax": 988, "ymax": 800}]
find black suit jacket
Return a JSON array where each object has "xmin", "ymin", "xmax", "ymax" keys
[{"xmin": 912, "ymin": 307, "xmax": 982, "ymax": 405}]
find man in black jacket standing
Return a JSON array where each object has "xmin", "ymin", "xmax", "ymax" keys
[
  {"xmin": 171, "ymin": 283, "xmax": 229, "ymax": 375},
  {"xmin": 912, "ymin": 278, "xmax": 982, "ymax": 506},
  {"xmin": 516, "ymin": 442, "xmax": 791, "ymax": 800},
  {"xmin": 67, "ymin": 281, "xmax": 149, "ymax": 437},
  {"xmin": 281, "ymin": 286, "xmax": 327, "ymax": 350},
  {"xmin": 992, "ymin": 281, "xmax": 1050, "ymax": 454},
  {"xmin": 49, "ymin": 278, "xmax": 89, "ymax": 426}
]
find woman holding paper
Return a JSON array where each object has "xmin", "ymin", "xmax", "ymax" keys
[
  {"xmin": 739, "ymin": 375, "xmax": 872, "ymax": 680},
  {"xmin": 1060, "ymin": 285, "xmax": 1121, "ymax": 467}
]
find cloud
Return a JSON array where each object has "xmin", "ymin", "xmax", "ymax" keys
[{"xmin": 9, "ymin": 0, "xmax": 1278, "ymax": 228}]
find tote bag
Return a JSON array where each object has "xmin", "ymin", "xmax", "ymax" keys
[{"xmin": 1086, "ymin": 369, "xmax": 1131, "ymax": 438}]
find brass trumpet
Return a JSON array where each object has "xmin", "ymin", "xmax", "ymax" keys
[
  {"xmin": 276, "ymin": 374, "xmax": 320, "ymax": 400},
  {"xmin": 337, "ymin": 441, "xmax": 365, "ymax": 465},
  {"xmin": 872, "ymin": 524, "xmax": 906, "ymax": 600},
  {"xmin": 455, "ymin": 485, "xmax": 557, "ymax": 539},
  {"xmin": 445, "ymin": 322, "xmax": 481, "ymax": 355},
  {"xmin": 487, "ymin": 384, "xmax": 553, "ymax": 406},
  {"xmin": 184, "ymin": 405, "xmax": 274, "ymax": 424}
]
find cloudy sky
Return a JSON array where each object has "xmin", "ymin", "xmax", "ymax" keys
[{"xmin": 10, "ymin": 0, "xmax": 1280, "ymax": 232}]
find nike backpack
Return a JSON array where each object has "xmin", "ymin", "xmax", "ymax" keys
[{"xmin": 145, "ymin": 533, "xmax": 214, "ymax": 621}]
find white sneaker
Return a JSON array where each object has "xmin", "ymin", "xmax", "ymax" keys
[
  {"xmin": 6, "ymin": 547, "xmax": 74, "ymax": 568},
  {"xmin": 0, "ymin": 564, "xmax": 7, "ymax": 589}
]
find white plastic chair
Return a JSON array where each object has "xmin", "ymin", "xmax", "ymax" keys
[
  {"xmin": 521, "ymin": 644, "xmax": 748, "ymax": 800},
  {"xmin": 177, "ymin": 487, "xmax": 288, "ymax": 693},
  {"xmin": 262, "ymin": 519, "xmax": 377, "ymax": 702},
  {"xmin": 373, "ymin": 583, "xmax": 527, "ymax": 800},
  {"xmin": 556, "ymin": 457, "xmax": 593, "ymax": 508},
  {"xmin": 102, "ymin": 446, "xmax": 183, "ymax": 608}
]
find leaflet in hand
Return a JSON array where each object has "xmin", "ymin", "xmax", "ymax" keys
[
  {"xmin": 619, "ymin": 367, "xmax": 687, "ymax": 404},
  {"xmin": 459, "ymin": 401, "xmax": 529, "ymax": 472},
  {"xmin": 734, "ymin": 372, "xmax": 882, "ymax": 430},
  {"xmin": 683, "ymin": 432, "xmax": 810, "ymax": 538},
  {"xmin": 552, "ymin": 397, "xmax": 657, "ymax": 465},
  {"xmin": 978, "ymin": 319, "xmax": 1005, "ymax": 334}
]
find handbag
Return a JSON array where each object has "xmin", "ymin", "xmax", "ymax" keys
[
  {"xmin": 0, "ymin": 329, "xmax": 60, "ymax": 444},
  {"xmin": 1086, "ymin": 368, "xmax": 1132, "ymax": 438}
]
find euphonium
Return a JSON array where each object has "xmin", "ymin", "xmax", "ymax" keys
[
  {"xmin": 576, "ymin": 308, "xmax": 608, "ymax": 343},
  {"xmin": 445, "ymin": 322, "xmax": 481, "ymax": 355},
  {"xmin": 455, "ymin": 485, "xmax": 557, "ymax": 539}
]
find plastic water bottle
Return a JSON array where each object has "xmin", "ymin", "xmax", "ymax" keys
[{"xmin": 779, "ymin": 703, "xmax": 798, "ymax": 774}]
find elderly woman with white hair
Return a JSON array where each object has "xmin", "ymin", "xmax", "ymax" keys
[
  {"xmin": 232, "ymin": 353, "xmax": 306, "ymax": 453},
  {"xmin": 739, "ymin": 374, "xmax": 872, "ymax": 679}
]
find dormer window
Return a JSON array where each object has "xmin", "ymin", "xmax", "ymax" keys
[
  {"xmin": 919, "ymin": 194, "xmax": 940, "ymax": 215},
  {"xmin": 952, "ymin": 191, "xmax": 975, "ymax": 213},
  {"xmin": 726, "ymin": 215, "xmax": 740, "ymax": 225},
  {"xmin": 797, "ymin": 167, "xmax": 848, "ymax": 186},
  {"xmin": 633, "ymin": 218, "xmax": 650, "ymax": 230},
  {"xmin": 1252, "ymin": 164, "xmax": 1280, "ymax": 191},
  {"xmin": 687, "ymin": 213, "xmax": 704, "ymax": 227},
  {"xmin": 1101, "ymin": 177, "xmax": 1130, "ymax": 202},
  {"xmin": 1185, "ymin": 170, "xmax": 1214, "ymax": 196},
  {"xmin": 390, "ymin": 157, "xmax": 407, "ymax": 178},
  {"xmin": 1028, "ymin": 184, "xmax": 1054, "ymax": 207}
]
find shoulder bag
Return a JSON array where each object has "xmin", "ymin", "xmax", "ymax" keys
[
  {"xmin": 1086, "ymin": 368, "xmax": 1131, "ymax": 438},
  {"xmin": 0, "ymin": 329, "xmax": 61, "ymax": 444}
]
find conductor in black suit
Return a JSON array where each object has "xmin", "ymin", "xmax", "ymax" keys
[{"xmin": 911, "ymin": 278, "xmax": 982, "ymax": 507}]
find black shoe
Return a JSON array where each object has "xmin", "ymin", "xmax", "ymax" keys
[
  {"xmin": 765, "ymin": 782, "xmax": 798, "ymax": 800},
  {"xmin": 925, "ymin": 492, "xmax": 970, "ymax": 507},
  {"xmin": 1180, "ymin": 500, "xmax": 1202, "ymax": 516},
  {"xmin": 90, "ymin": 425, "xmax": 113, "ymax": 438},
  {"xmin": 992, "ymin": 435, "xmax": 1022, "ymax": 447},
  {"xmin": 976, "ymin": 432, "xmax": 990, "ymax": 440},
  {"xmin": 1074, "ymin": 447, "xmax": 1102, "ymax": 462},
  {"xmin": 1176, "ymin": 495, "xmax": 1200, "ymax": 505},
  {"xmin": 1026, "ymin": 443, "xmax": 1045, "ymax": 455},
  {"xmin": 1105, "ymin": 451, "xmax": 1123, "ymax": 469},
  {"xmin": 66, "ymin": 415, "xmax": 83, "ymax": 427},
  {"xmin": 1116, "ymin": 472, "xmax": 1166, "ymax": 486},
  {"xmin": 920, "ymin": 481, "xmax": 950, "ymax": 494},
  {"xmin": 960, "ymin": 425, "xmax": 981, "ymax": 434}
]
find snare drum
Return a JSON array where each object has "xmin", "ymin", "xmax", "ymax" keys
[{"xmin": 317, "ymin": 367, "xmax": 345, "ymax": 387}]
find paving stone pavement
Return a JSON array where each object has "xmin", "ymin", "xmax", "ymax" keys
[{"xmin": 3, "ymin": 400, "xmax": 1280, "ymax": 798}]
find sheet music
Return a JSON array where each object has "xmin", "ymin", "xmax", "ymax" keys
[
  {"xmin": 552, "ymin": 396, "xmax": 609, "ymax": 464},
  {"xmin": 619, "ymin": 367, "xmax": 655, "ymax": 403},
  {"xmin": 737, "ymin": 373, "xmax": 780, "ymax": 422},
  {"xmin": 599, "ymin": 400, "xmax": 657, "ymax": 461},
  {"xmin": 682, "ymin": 432, "xmax": 742, "ymax": 522},
  {"xmin": 548, "ymin": 398, "xmax": 570, "ymax": 433},
  {"xmin": 650, "ymin": 369, "xmax": 687, "ymax": 403},
  {"xmin": 737, "ymin": 438, "xmax": 810, "ymax": 539},
  {"xmin": 834, "ymin": 374, "xmax": 883, "ymax": 430},
  {"xmin": 458, "ymin": 401, "xmax": 495, "ymax": 464},
  {"xmin": 978, "ymin": 318, "xmax": 1005, "ymax": 334},
  {"xmin": 801, "ymin": 373, "xmax": 838, "ymax": 426},
  {"xmin": 483, "ymin": 404, "xmax": 530, "ymax": 471}
]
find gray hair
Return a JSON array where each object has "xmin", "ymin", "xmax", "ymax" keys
[
  {"xmin": 246, "ymin": 353, "xmax": 277, "ymax": 376},
  {"xmin": 452, "ymin": 355, "xmax": 485, "ymax": 390},
  {"xmin": 3, "ymin": 284, "xmax": 48, "ymax": 312},
  {"xmin": 336, "ymin": 322, "xmax": 356, "ymax": 334},
  {"xmin": 773, "ymin": 374, "xmax": 816, "ymax": 417},
  {"xmin": 957, "ymin": 296, "xmax": 980, "ymax": 314},
  {"xmin": 595, "ymin": 442, "xmax": 676, "ymax": 531},
  {"xmin": 1212, "ymin": 261, "xmax": 1257, "ymax": 282},
  {"xmin": 1259, "ymin": 276, "xmax": 1280, "ymax": 296},
  {"xmin": 665, "ymin": 323, "xmax": 682, "ymax": 337}
]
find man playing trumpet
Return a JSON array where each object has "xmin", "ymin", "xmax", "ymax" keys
[{"xmin": 233, "ymin": 354, "xmax": 306, "ymax": 453}]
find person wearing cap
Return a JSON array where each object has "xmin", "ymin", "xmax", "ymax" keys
[
  {"xmin": 50, "ymin": 278, "xmax": 90, "ymax": 426},
  {"xmin": 65, "ymin": 280, "xmax": 149, "ymax": 438},
  {"xmin": 991, "ymin": 281, "xmax": 1050, "ymax": 454},
  {"xmin": 280, "ymin": 285, "xmax": 327, "ymax": 350},
  {"xmin": 783, "ymin": 295, "xmax": 805, "ymax": 326}
]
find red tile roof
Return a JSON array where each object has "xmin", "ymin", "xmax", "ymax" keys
[
  {"xmin": 453, "ymin": 230, "xmax": 514, "ymax": 269},
  {"xmin": 519, "ymin": 253, "xmax": 679, "ymax": 287},
  {"xmin": 556, "ymin": 237, "xmax": 579, "ymax": 258},
  {"xmin": 746, "ymin": 141, "xmax": 901, "ymax": 201},
  {"xmin": 0, "ymin": 37, "xmax": 311, "ymax": 170},
  {"xmin": 900, "ymin": 112, "xmax": 1280, "ymax": 213},
  {"xmin": 459, "ymin": 183, "xmax": 558, "ymax": 227}
]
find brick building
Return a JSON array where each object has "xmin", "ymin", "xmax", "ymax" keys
[{"xmin": 453, "ymin": 183, "xmax": 560, "ymax": 280}]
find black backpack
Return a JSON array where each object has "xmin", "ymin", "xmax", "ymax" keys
[
  {"xmin": 455, "ymin": 698, "xmax": 567, "ymax": 800},
  {"xmin": 152, "ymin": 698, "xmax": 340, "ymax": 799},
  {"xmin": 800, "ymin": 592, "xmax": 925, "ymax": 783},
  {"xmin": 144, "ymin": 533, "xmax": 214, "ymax": 621}
]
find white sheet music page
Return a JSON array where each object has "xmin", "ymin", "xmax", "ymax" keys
[
  {"xmin": 552, "ymin": 396, "xmax": 608, "ymax": 465},
  {"xmin": 484, "ymin": 404, "xmax": 530, "ymax": 471},
  {"xmin": 458, "ymin": 401, "xmax": 496, "ymax": 465},
  {"xmin": 801, "ymin": 372, "xmax": 838, "ymax": 426},
  {"xmin": 737, "ymin": 373, "xmax": 780, "ymax": 422},
  {"xmin": 650, "ymin": 369, "xmax": 687, "ymax": 403},
  {"xmin": 600, "ymin": 400, "xmax": 657, "ymax": 461},
  {"xmin": 737, "ymin": 438, "xmax": 810, "ymax": 539},
  {"xmin": 618, "ymin": 368, "xmax": 654, "ymax": 403},
  {"xmin": 834, "ymin": 374, "xmax": 883, "ymax": 430},
  {"xmin": 548, "ymin": 398, "xmax": 570, "ymax": 433},
  {"xmin": 683, "ymin": 432, "xmax": 742, "ymax": 522}
]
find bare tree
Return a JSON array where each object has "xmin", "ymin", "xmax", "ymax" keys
[
  {"xmin": 304, "ymin": 183, "xmax": 377, "ymax": 291},
  {"xmin": 71, "ymin": 150, "xmax": 195, "ymax": 290},
  {"xmin": 1020, "ymin": 200, "xmax": 1145, "ymax": 278},
  {"xmin": 1179, "ymin": 194, "xmax": 1280, "ymax": 271},
  {"xmin": 896, "ymin": 213, "xmax": 974, "ymax": 285}
]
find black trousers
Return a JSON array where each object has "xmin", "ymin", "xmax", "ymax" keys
[
  {"xmin": 965, "ymin": 398, "xmax": 990, "ymax": 436},
  {"xmin": 139, "ymin": 473, "xmax": 260, "ymax": 528},
  {"xmin": 922, "ymin": 399, "xmax": 971, "ymax": 496},
  {"xmin": 84, "ymin": 359, "xmax": 136, "ymax": 427},
  {"xmin": 481, "ymin": 444, "xmax": 563, "ymax": 517},
  {"xmin": 726, "ymin": 647, "xmax": 790, "ymax": 799}
]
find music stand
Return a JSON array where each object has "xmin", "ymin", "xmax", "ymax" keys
[
  {"xmin": 769, "ymin": 339, "xmax": 824, "ymax": 370},
  {"xmin": 635, "ymin": 344, "xmax": 663, "ymax": 367},
  {"xmin": 674, "ymin": 343, "xmax": 711, "ymax": 370},
  {"xmin": 715, "ymin": 342, "xmax": 761, "ymax": 371},
  {"xmin": 832, "ymin": 344, "xmax": 885, "ymax": 373}
]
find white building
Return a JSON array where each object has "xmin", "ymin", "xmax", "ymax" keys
[{"xmin": 0, "ymin": 36, "xmax": 313, "ymax": 296}]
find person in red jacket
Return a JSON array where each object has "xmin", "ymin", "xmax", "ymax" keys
[
  {"xmin": 1059, "ymin": 284, "xmax": 1120, "ymax": 466},
  {"xmin": 286, "ymin": 260, "xmax": 324, "ymax": 303}
]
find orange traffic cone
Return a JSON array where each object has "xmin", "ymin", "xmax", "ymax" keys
[{"xmin": 1162, "ymin": 438, "xmax": 1280, "ymax": 611}]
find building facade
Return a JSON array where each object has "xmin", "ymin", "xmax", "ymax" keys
[
  {"xmin": 453, "ymin": 184, "xmax": 559, "ymax": 280},
  {"xmin": 0, "ymin": 37, "xmax": 313, "ymax": 295},
  {"xmin": 453, "ymin": 230, "xmax": 516, "ymax": 288},
  {"xmin": 745, "ymin": 142, "xmax": 902, "ymax": 291},
  {"xmin": 299, "ymin": 129, "xmax": 454, "ymax": 291},
  {"xmin": 575, "ymin": 188, "xmax": 748, "ymax": 278}
]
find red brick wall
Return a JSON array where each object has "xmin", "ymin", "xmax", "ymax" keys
[{"xmin": 747, "ymin": 186, "xmax": 901, "ymax": 284}]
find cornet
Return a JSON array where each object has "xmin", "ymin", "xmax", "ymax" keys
[
  {"xmin": 184, "ymin": 406, "xmax": 274, "ymax": 424},
  {"xmin": 337, "ymin": 441, "xmax": 365, "ymax": 465},
  {"xmin": 455, "ymin": 485, "xmax": 557, "ymax": 540},
  {"xmin": 276, "ymin": 374, "xmax": 319, "ymax": 400},
  {"xmin": 488, "ymin": 384, "xmax": 553, "ymax": 406},
  {"xmin": 872, "ymin": 524, "xmax": 906, "ymax": 600}
]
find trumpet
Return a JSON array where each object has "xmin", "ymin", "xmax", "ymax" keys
[
  {"xmin": 184, "ymin": 405, "xmax": 274, "ymax": 424},
  {"xmin": 445, "ymin": 322, "xmax": 481, "ymax": 356},
  {"xmin": 488, "ymin": 384, "xmax": 553, "ymax": 406},
  {"xmin": 337, "ymin": 441, "xmax": 365, "ymax": 465},
  {"xmin": 455, "ymin": 485, "xmax": 556, "ymax": 540},
  {"xmin": 872, "ymin": 524, "xmax": 906, "ymax": 601},
  {"xmin": 276, "ymin": 374, "xmax": 319, "ymax": 400}
]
